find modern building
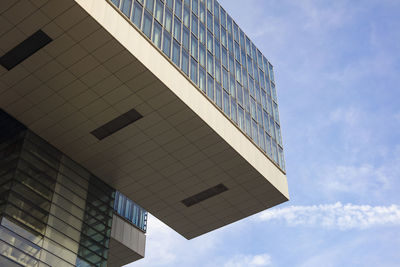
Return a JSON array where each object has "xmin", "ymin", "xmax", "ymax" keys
[{"xmin": 0, "ymin": 0, "xmax": 289, "ymax": 266}]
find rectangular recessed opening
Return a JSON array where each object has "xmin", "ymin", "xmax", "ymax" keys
[
  {"xmin": 182, "ymin": 184, "xmax": 228, "ymax": 207},
  {"xmin": 91, "ymin": 108, "xmax": 143, "ymax": 140},
  {"xmin": 0, "ymin": 30, "xmax": 52, "ymax": 71}
]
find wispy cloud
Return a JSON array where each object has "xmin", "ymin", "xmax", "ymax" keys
[
  {"xmin": 223, "ymin": 253, "xmax": 272, "ymax": 267},
  {"xmin": 257, "ymin": 203, "xmax": 400, "ymax": 230}
]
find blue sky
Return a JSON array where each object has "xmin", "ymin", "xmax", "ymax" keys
[{"xmin": 128, "ymin": 0, "xmax": 400, "ymax": 266}]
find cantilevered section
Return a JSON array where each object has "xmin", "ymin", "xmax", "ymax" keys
[{"xmin": 0, "ymin": 0, "xmax": 288, "ymax": 239}]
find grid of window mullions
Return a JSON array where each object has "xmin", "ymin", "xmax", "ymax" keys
[
  {"xmin": 12, "ymin": 159, "xmax": 115, "ymax": 252},
  {"xmin": 8, "ymin": 181, "xmax": 110, "ymax": 255},
  {"xmin": 14, "ymin": 166, "xmax": 114, "ymax": 241},
  {"xmin": 111, "ymin": 0, "xmax": 285, "ymax": 171},
  {"xmin": 3, "ymin": 204, "xmax": 111, "ymax": 267}
]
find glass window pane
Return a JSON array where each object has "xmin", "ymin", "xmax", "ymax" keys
[
  {"xmin": 145, "ymin": 0, "xmax": 154, "ymax": 13},
  {"xmin": 181, "ymin": 49, "xmax": 189, "ymax": 75},
  {"xmin": 200, "ymin": 1, "xmax": 205, "ymax": 23},
  {"xmin": 121, "ymin": 0, "xmax": 133, "ymax": 17},
  {"xmin": 238, "ymin": 107, "xmax": 244, "ymax": 130},
  {"xmin": 199, "ymin": 43, "xmax": 206, "ymax": 67},
  {"xmin": 230, "ymin": 97, "xmax": 237, "ymax": 123},
  {"xmin": 182, "ymin": 26, "xmax": 190, "ymax": 51},
  {"xmin": 166, "ymin": 0, "xmax": 173, "ymax": 10},
  {"xmin": 199, "ymin": 66, "xmax": 206, "ymax": 93},
  {"xmin": 164, "ymin": 8, "xmax": 173, "ymax": 32},
  {"xmin": 191, "ymin": 34, "xmax": 198, "ymax": 60},
  {"xmin": 172, "ymin": 40, "xmax": 181, "ymax": 66},
  {"xmin": 207, "ymin": 51, "xmax": 213, "ymax": 76},
  {"xmin": 174, "ymin": 16, "xmax": 182, "ymax": 42},
  {"xmin": 183, "ymin": 6, "xmax": 190, "ymax": 27},
  {"xmin": 207, "ymin": 74, "xmax": 214, "ymax": 100},
  {"xmin": 215, "ymin": 83, "xmax": 222, "ymax": 108},
  {"xmin": 132, "ymin": 2, "xmax": 143, "ymax": 28},
  {"xmin": 191, "ymin": 15, "xmax": 198, "ymax": 36},
  {"xmin": 142, "ymin": 10, "xmax": 152, "ymax": 38},
  {"xmin": 162, "ymin": 30, "xmax": 171, "ymax": 57},
  {"xmin": 223, "ymin": 90, "xmax": 230, "ymax": 116},
  {"xmin": 155, "ymin": 0, "xmax": 163, "ymax": 22},
  {"xmin": 190, "ymin": 58, "xmax": 198, "ymax": 84},
  {"xmin": 152, "ymin": 20, "xmax": 162, "ymax": 48},
  {"xmin": 175, "ymin": 0, "xmax": 183, "ymax": 19},
  {"xmin": 192, "ymin": 0, "xmax": 199, "ymax": 15}
]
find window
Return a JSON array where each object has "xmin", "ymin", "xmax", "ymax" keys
[
  {"xmin": 272, "ymin": 140, "xmax": 278, "ymax": 163},
  {"xmin": 255, "ymin": 83, "xmax": 261, "ymax": 103},
  {"xmin": 145, "ymin": 0, "xmax": 154, "ymax": 14},
  {"xmin": 172, "ymin": 40, "xmax": 181, "ymax": 66},
  {"xmin": 199, "ymin": 22, "xmax": 205, "ymax": 44},
  {"xmin": 274, "ymin": 102, "xmax": 280, "ymax": 122},
  {"xmin": 182, "ymin": 26, "xmax": 190, "ymax": 51},
  {"xmin": 252, "ymin": 120, "xmax": 258, "ymax": 143},
  {"xmin": 174, "ymin": 16, "xmax": 181, "ymax": 41},
  {"xmin": 261, "ymin": 89, "xmax": 267, "ymax": 111},
  {"xmin": 234, "ymin": 42, "xmax": 240, "ymax": 61},
  {"xmin": 269, "ymin": 115, "xmax": 275, "ymax": 140},
  {"xmin": 222, "ymin": 68, "xmax": 228, "ymax": 90},
  {"xmin": 121, "ymin": 0, "xmax": 132, "ymax": 17},
  {"xmin": 265, "ymin": 134, "xmax": 272, "ymax": 157},
  {"xmin": 190, "ymin": 57, "xmax": 198, "ymax": 84},
  {"xmin": 214, "ymin": 0, "xmax": 220, "ymax": 20},
  {"xmin": 250, "ymin": 97, "xmax": 256, "ymax": 119},
  {"xmin": 237, "ymin": 82, "xmax": 243, "ymax": 107},
  {"xmin": 221, "ymin": 47, "xmax": 227, "ymax": 68},
  {"xmin": 164, "ymin": 8, "xmax": 173, "ymax": 32},
  {"xmin": 227, "ymin": 15, "xmax": 232, "ymax": 35},
  {"xmin": 181, "ymin": 49, "xmax": 189, "ymax": 75},
  {"xmin": 166, "ymin": 0, "xmax": 173, "ymax": 10},
  {"xmin": 220, "ymin": 8, "xmax": 226, "ymax": 28},
  {"xmin": 215, "ymin": 83, "xmax": 222, "ymax": 108},
  {"xmin": 235, "ymin": 61, "xmax": 241, "ymax": 83},
  {"xmin": 152, "ymin": 20, "xmax": 162, "ymax": 48},
  {"xmin": 192, "ymin": 0, "xmax": 199, "ymax": 15},
  {"xmin": 207, "ymin": 11, "xmax": 213, "ymax": 33},
  {"xmin": 233, "ymin": 22, "xmax": 239, "ymax": 41},
  {"xmin": 229, "ymin": 74, "xmax": 236, "ymax": 98},
  {"xmin": 199, "ymin": 1, "xmax": 205, "ymax": 23},
  {"xmin": 229, "ymin": 54, "xmax": 234, "ymax": 73},
  {"xmin": 276, "ymin": 123, "xmax": 282, "ymax": 146},
  {"xmin": 199, "ymin": 66, "xmax": 206, "ymax": 93},
  {"xmin": 259, "ymin": 127, "xmax": 265, "ymax": 151},
  {"xmin": 207, "ymin": 74, "xmax": 214, "ymax": 100},
  {"xmin": 207, "ymin": 0, "xmax": 213, "ymax": 12},
  {"xmin": 223, "ymin": 90, "xmax": 230, "ymax": 116},
  {"xmin": 271, "ymin": 83, "xmax": 277, "ymax": 101},
  {"xmin": 244, "ymin": 88, "xmax": 250, "ymax": 111},
  {"xmin": 240, "ymin": 29, "xmax": 245, "ymax": 48},
  {"xmin": 215, "ymin": 60, "xmax": 221, "ymax": 84},
  {"xmin": 175, "ymin": 0, "xmax": 182, "ymax": 19},
  {"xmin": 199, "ymin": 43, "xmax": 206, "ymax": 67},
  {"xmin": 132, "ymin": 2, "xmax": 143, "ymax": 28},
  {"xmin": 221, "ymin": 27, "xmax": 227, "ymax": 48},
  {"xmin": 207, "ymin": 51, "xmax": 213, "ymax": 75},
  {"xmin": 246, "ymin": 36, "xmax": 251, "ymax": 55},
  {"xmin": 191, "ymin": 15, "xmax": 198, "ymax": 36},
  {"xmin": 162, "ymin": 30, "xmax": 171, "ymax": 57},
  {"xmin": 263, "ymin": 111, "xmax": 269, "ymax": 131},
  {"xmin": 142, "ymin": 11, "xmax": 152, "ymax": 38},
  {"xmin": 242, "ymin": 68, "xmax": 248, "ymax": 88},
  {"xmin": 214, "ymin": 19, "xmax": 220, "ymax": 41},
  {"xmin": 207, "ymin": 30, "xmax": 213, "ymax": 53},
  {"xmin": 214, "ymin": 40, "xmax": 221, "ymax": 62},
  {"xmin": 245, "ymin": 112, "xmax": 251, "ymax": 136},
  {"xmin": 183, "ymin": 6, "xmax": 190, "ymax": 27},
  {"xmin": 257, "ymin": 103, "xmax": 263, "ymax": 124},
  {"xmin": 228, "ymin": 32, "xmax": 234, "ymax": 53},
  {"xmin": 155, "ymin": 0, "xmax": 163, "ymax": 23},
  {"xmin": 238, "ymin": 106, "xmax": 244, "ymax": 130},
  {"xmin": 230, "ymin": 96, "xmax": 237, "ymax": 123},
  {"xmin": 191, "ymin": 34, "xmax": 198, "ymax": 60}
]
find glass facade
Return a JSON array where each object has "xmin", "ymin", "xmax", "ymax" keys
[
  {"xmin": 114, "ymin": 192, "xmax": 147, "ymax": 232},
  {"xmin": 0, "ymin": 110, "xmax": 147, "ymax": 267},
  {"xmin": 109, "ymin": 0, "xmax": 285, "ymax": 171}
]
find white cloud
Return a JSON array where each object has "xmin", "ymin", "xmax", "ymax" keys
[
  {"xmin": 257, "ymin": 203, "xmax": 400, "ymax": 230},
  {"xmin": 223, "ymin": 253, "xmax": 272, "ymax": 267}
]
